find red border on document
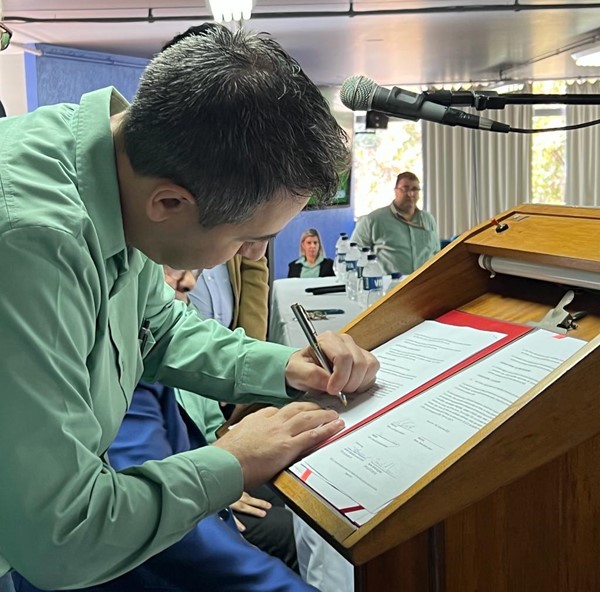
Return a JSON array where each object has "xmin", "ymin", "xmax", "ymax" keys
[{"xmin": 318, "ymin": 310, "xmax": 533, "ymax": 448}]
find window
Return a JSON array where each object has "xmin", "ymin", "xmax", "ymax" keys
[
  {"xmin": 530, "ymin": 80, "xmax": 566, "ymax": 204},
  {"xmin": 351, "ymin": 80, "xmax": 570, "ymax": 214},
  {"xmin": 352, "ymin": 116, "xmax": 423, "ymax": 218}
]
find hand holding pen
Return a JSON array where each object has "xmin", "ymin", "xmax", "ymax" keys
[
  {"xmin": 291, "ymin": 302, "xmax": 348, "ymax": 407},
  {"xmin": 285, "ymin": 303, "xmax": 379, "ymax": 399}
]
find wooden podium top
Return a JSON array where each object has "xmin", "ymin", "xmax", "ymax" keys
[{"xmin": 273, "ymin": 203, "xmax": 600, "ymax": 567}]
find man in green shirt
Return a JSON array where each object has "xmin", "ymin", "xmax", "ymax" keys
[
  {"xmin": 351, "ymin": 171, "xmax": 440, "ymax": 275},
  {"xmin": 0, "ymin": 26, "xmax": 378, "ymax": 590}
]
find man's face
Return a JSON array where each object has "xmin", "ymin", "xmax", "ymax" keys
[
  {"xmin": 393, "ymin": 178, "xmax": 421, "ymax": 214},
  {"xmin": 160, "ymin": 193, "xmax": 308, "ymax": 271}
]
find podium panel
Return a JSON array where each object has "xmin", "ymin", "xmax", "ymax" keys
[{"xmin": 272, "ymin": 204, "xmax": 600, "ymax": 592}]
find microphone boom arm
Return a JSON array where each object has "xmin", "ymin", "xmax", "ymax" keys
[{"xmin": 422, "ymin": 90, "xmax": 600, "ymax": 111}]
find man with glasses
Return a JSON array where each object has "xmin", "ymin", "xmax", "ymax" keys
[{"xmin": 351, "ymin": 171, "xmax": 439, "ymax": 275}]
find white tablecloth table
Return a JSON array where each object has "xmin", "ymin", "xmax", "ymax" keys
[
  {"xmin": 269, "ymin": 276, "xmax": 358, "ymax": 591},
  {"xmin": 269, "ymin": 276, "xmax": 364, "ymax": 348}
]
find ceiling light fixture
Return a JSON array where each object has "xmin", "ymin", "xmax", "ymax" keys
[
  {"xmin": 571, "ymin": 46, "xmax": 600, "ymax": 68},
  {"xmin": 209, "ymin": 0, "xmax": 253, "ymax": 22},
  {"xmin": 486, "ymin": 81, "xmax": 525, "ymax": 94}
]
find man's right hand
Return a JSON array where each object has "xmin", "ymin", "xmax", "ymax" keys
[{"xmin": 213, "ymin": 402, "xmax": 344, "ymax": 490}]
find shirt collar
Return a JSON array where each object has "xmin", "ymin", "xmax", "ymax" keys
[
  {"xmin": 390, "ymin": 202, "xmax": 425, "ymax": 228},
  {"xmin": 297, "ymin": 254, "xmax": 324, "ymax": 268},
  {"xmin": 75, "ymin": 87, "xmax": 129, "ymax": 262}
]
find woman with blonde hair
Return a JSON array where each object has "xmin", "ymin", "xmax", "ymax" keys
[{"xmin": 287, "ymin": 228, "xmax": 335, "ymax": 278}]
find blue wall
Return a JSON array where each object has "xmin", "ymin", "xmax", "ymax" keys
[
  {"xmin": 28, "ymin": 44, "xmax": 147, "ymax": 108},
  {"xmin": 272, "ymin": 205, "xmax": 356, "ymax": 280},
  {"xmin": 24, "ymin": 43, "xmax": 354, "ymax": 279}
]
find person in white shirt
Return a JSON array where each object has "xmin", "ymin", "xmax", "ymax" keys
[{"xmin": 189, "ymin": 263, "xmax": 234, "ymax": 328}]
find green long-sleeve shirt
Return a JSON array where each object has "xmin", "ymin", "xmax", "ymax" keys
[
  {"xmin": 0, "ymin": 87, "xmax": 296, "ymax": 589},
  {"xmin": 350, "ymin": 205, "xmax": 440, "ymax": 275}
]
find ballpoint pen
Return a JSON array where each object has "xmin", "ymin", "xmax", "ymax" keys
[{"xmin": 290, "ymin": 302, "xmax": 348, "ymax": 407}]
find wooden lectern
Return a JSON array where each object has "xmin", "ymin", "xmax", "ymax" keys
[{"xmin": 272, "ymin": 204, "xmax": 600, "ymax": 592}]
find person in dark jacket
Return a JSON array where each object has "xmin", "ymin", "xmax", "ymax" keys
[{"xmin": 288, "ymin": 228, "xmax": 335, "ymax": 278}]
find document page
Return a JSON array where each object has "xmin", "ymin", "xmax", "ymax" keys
[
  {"xmin": 294, "ymin": 329, "xmax": 586, "ymax": 524},
  {"xmin": 299, "ymin": 313, "xmax": 528, "ymax": 444}
]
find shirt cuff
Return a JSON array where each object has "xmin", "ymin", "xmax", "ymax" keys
[
  {"xmin": 237, "ymin": 341, "xmax": 299, "ymax": 399},
  {"xmin": 186, "ymin": 445, "xmax": 244, "ymax": 511}
]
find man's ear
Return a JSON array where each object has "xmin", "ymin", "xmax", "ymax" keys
[{"xmin": 146, "ymin": 184, "xmax": 196, "ymax": 223}]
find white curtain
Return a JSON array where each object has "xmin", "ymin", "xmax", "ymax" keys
[
  {"xmin": 423, "ymin": 85, "xmax": 532, "ymax": 239},
  {"xmin": 565, "ymin": 79, "xmax": 600, "ymax": 206}
]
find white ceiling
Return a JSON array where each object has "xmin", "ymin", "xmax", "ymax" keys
[{"xmin": 3, "ymin": 0, "xmax": 600, "ymax": 87}]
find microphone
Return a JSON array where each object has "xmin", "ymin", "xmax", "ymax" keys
[{"xmin": 340, "ymin": 75, "xmax": 510, "ymax": 134}]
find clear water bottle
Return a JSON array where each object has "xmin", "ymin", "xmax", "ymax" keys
[
  {"xmin": 361, "ymin": 254, "xmax": 384, "ymax": 308},
  {"xmin": 333, "ymin": 232, "xmax": 348, "ymax": 277},
  {"xmin": 335, "ymin": 236, "xmax": 349, "ymax": 282},
  {"xmin": 334, "ymin": 232, "xmax": 348, "ymax": 253},
  {"xmin": 384, "ymin": 272, "xmax": 403, "ymax": 295},
  {"xmin": 344, "ymin": 242, "xmax": 360, "ymax": 301},
  {"xmin": 356, "ymin": 247, "xmax": 370, "ymax": 303}
]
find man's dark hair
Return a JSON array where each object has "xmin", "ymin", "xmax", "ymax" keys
[
  {"xmin": 160, "ymin": 23, "xmax": 219, "ymax": 52},
  {"xmin": 122, "ymin": 24, "xmax": 349, "ymax": 228},
  {"xmin": 395, "ymin": 171, "xmax": 419, "ymax": 187}
]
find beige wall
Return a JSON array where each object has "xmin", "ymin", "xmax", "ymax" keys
[{"xmin": 0, "ymin": 50, "xmax": 28, "ymax": 116}]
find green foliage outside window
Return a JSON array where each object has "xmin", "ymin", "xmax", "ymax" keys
[
  {"xmin": 530, "ymin": 116, "xmax": 566, "ymax": 204},
  {"xmin": 352, "ymin": 120, "xmax": 423, "ymax": 218},
  {"xmin": 530, "ymin": 80, "xmax": 566, "ymax": 205},
  {"xmin": 351, "ymin": 80, "xmax": 569, "ymax": 218}
]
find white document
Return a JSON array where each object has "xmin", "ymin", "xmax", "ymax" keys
[
  {"xmin": 292, "ymin": 462, "xmax": 376, "ymax": 525},
  {"xmin": 299, "ymin": 320, "xmax": 508, "ymax": 437},
  {"xmin": 299, "ymin": 329, "xmax": 585, "ymax": 516}
]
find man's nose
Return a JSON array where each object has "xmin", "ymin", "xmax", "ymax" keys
[{"xmin": 177, "ymin": 270, "xmax": 197, "ymax": 293}]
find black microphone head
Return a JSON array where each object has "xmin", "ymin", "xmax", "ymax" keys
[{"xmin": 340, "ymin": 75, "xmax": 377, "ymax": 111}]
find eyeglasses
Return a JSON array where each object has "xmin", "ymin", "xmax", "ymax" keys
[
  {"xmin": 395, "ymin": 185, "xmax": 421, "ymax": 194},
  {"xmin": 0, "ymin": 24, "xmax": 12, "ymax": 52}
]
